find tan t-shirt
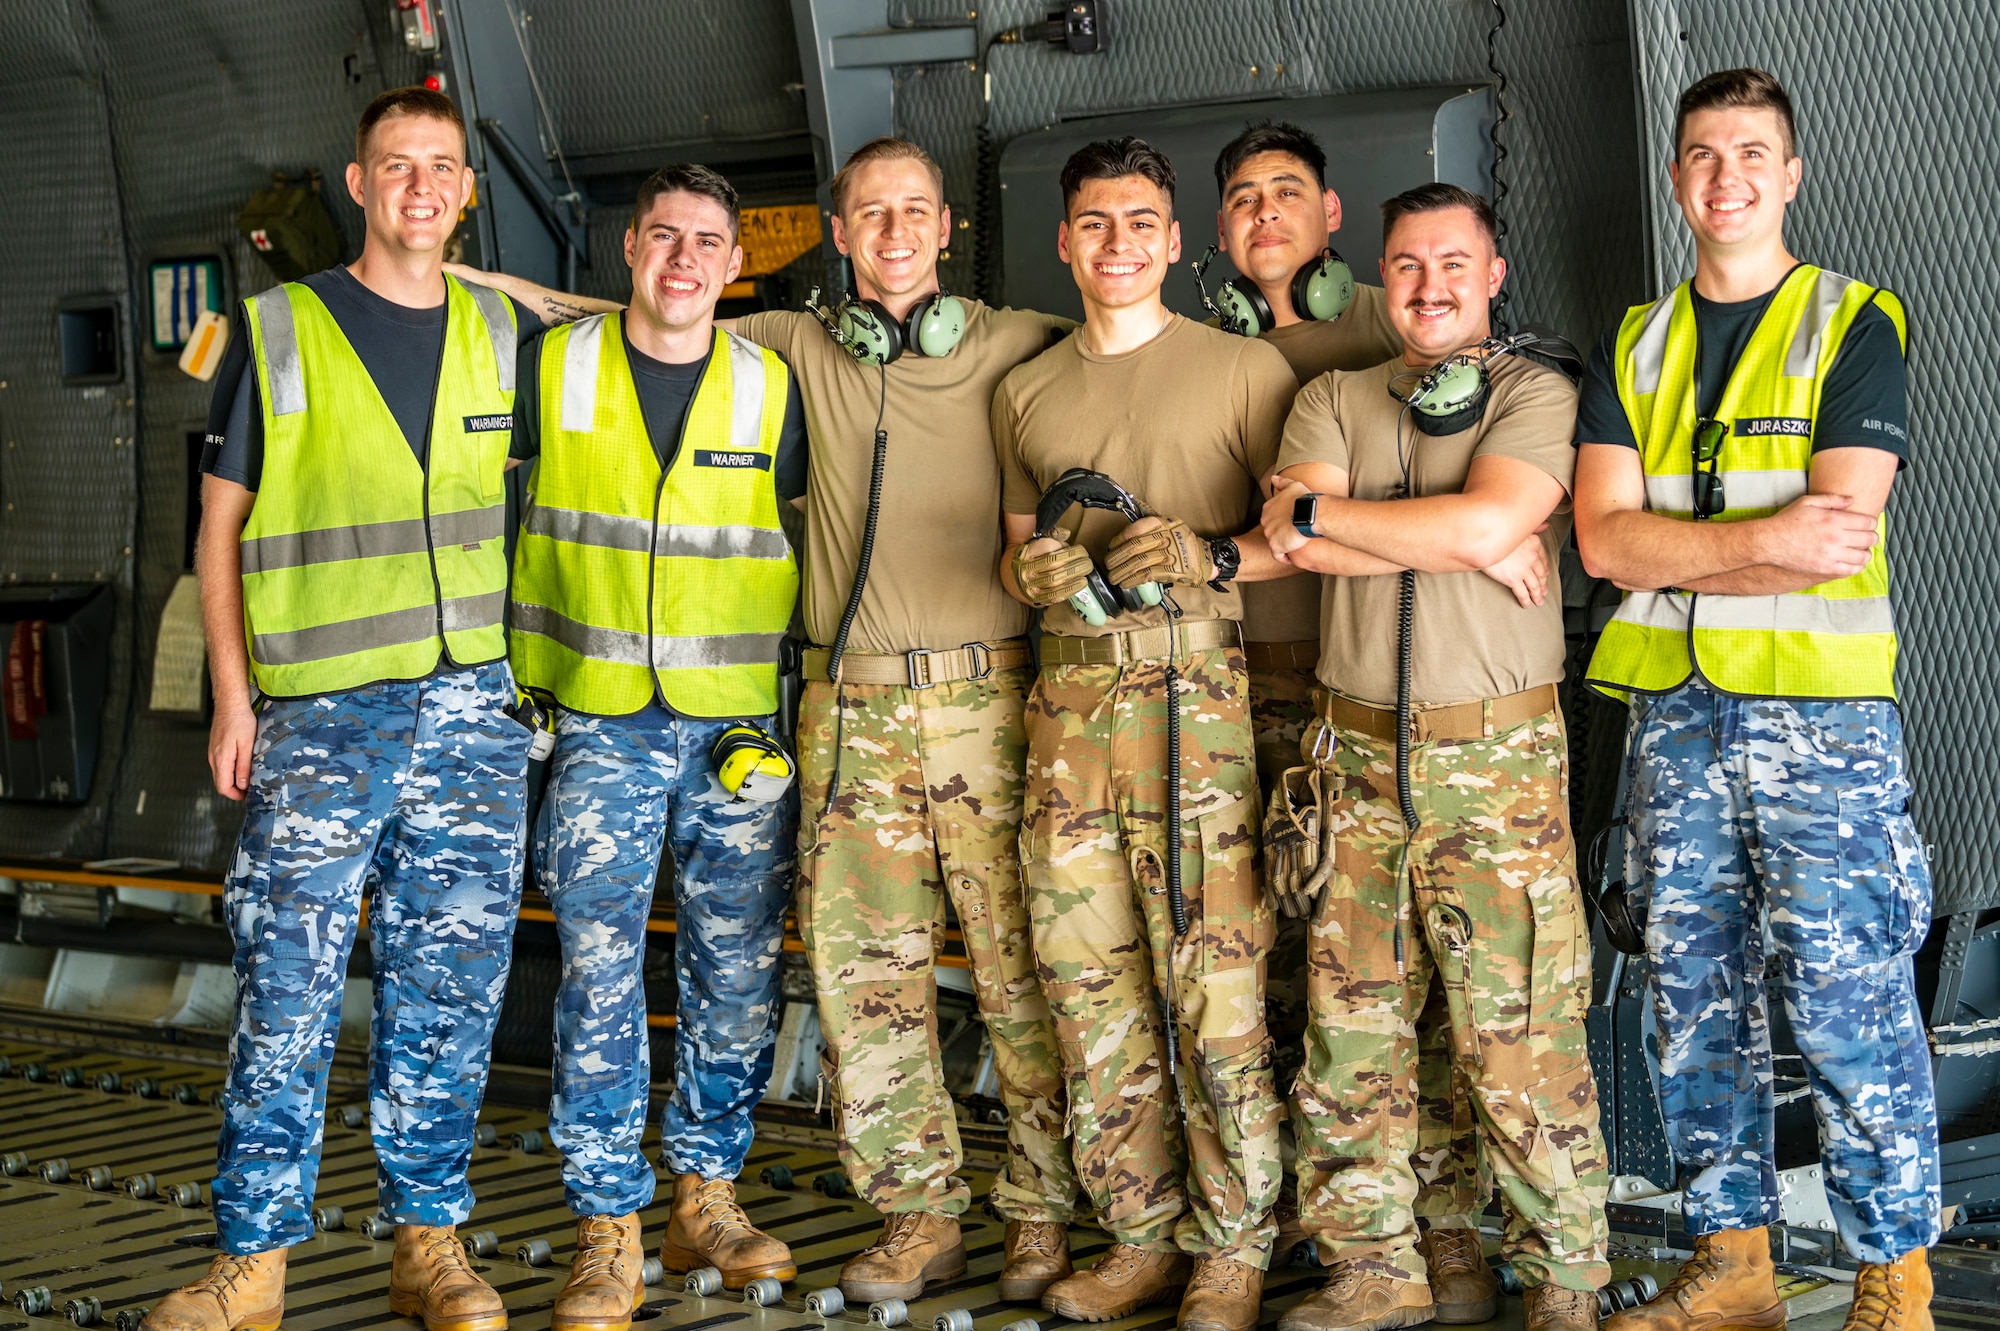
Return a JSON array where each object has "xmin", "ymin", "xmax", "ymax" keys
[
  {"xmin": 1276, "ymin": 354, "xmax": 1578, "ymax": 706},
  {"xmin": 1242, "ymin": 283, "xmax": 1404, "ymax": 644},
  {"xmin": 994, "ymin": 315, "xmax": 1297, "ymax": 638},
  {"xmin": 735, "ymin": 302, "xmax": 1071, "ymax": 654}
]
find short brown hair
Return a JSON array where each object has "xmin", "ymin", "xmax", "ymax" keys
[
  {"xmin": 829, "ymin": 137, "xmax": 945, "ymax": 215},
  {"xmin": 633, "ymin": 162, "xmax": 741, "ymax": 239},
  {"xmin": 1381, "ymin": 182, "xmax": 1498, "ymax": 251},
  {"xmin": 1675, "ymin": 67, "xmax": 1797, "ymax": 160},
  {"xmin": 355, "ymin": 87, "xmax": 465, "ymax": 165},
  {"xmin": 1059, "ymin": 136, "xmax": 1175, "ymax": 214}
]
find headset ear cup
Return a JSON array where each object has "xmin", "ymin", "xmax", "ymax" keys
[
  {"xmin": 1216, "ymin": 279, "xmax": 1270, "ymax": 338},
  {"xmin": 1293, "ymin": 250, "xmax": 1355, "ymax": 322},
  {"xmin": 1083, "ymin": 568, "xmax": 1122, "ymax": 623},
  {"xmin": 905, "ymin": 293, "xmax": 968, "ymax": 358},
  {"xmin": 1409, "ymin": 364, "xmax": 1492, "ymax": 437},
  {"xmin": 843, "ymin": 298, "xmax": 904, "ymax": 365}
]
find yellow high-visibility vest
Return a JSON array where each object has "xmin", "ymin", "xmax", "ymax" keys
[
  {"xmin": 1586, "ymin": 265, "xmax": 1906, "ymax": 702},
  {"xmin": 510, "ymin": 315, "xmax": 797, "ymax": 718},
  {"xmin": 240, "ymin": 276, "xmax": 516, "ymax": 698}
]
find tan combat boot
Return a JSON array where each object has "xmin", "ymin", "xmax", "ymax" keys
[
  {"xmin": 141, "ymin": 1250, "xmax": 286, "ymax": 1331},
  {"xmin": 552, "ymin": 1213, "xmax": 647, "ymax": 1331},
  {"xmin": 1840, "ymin": 1248, "xmax": 1933, "ymax": 1331},
  {"xmin": 1179, "ymin": 1256, "xmax": 1265, "ymax": 1331},
  {"xmin": 1421, "ymin": 1226, "xmax": 1498, "ymax": 1324},
  {"xmin": 838, "ymin": 1212, "xmax": 967, "ymax": 1301},
  {"xmin": 1042, "ymin": 1243, "xmax": 1193, "ymax": 1322},
  {"xmin": 1527, "ymin": 1284, "xmax": 1602, "ymax": 1331},
  {"xmin": 1277, "ymin": 1261, "xmax": 1436, "ymax": 1331},
  {"xmin": 389, "ymin": 1224, "xmax": 509, "ymax": 1331},
  {"xmin": 1605, "ymin": 1227, "xmax": 1784, "ymax": 1331},
  {"xmin": 999, "ymin": 1220, "xmax": 1073, "ymax": 1302},
  {"xmin": 661, "ymin": 1175, "xmax": 797, "ymax": 1290}
]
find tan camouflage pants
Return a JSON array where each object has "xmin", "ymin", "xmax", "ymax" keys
[
  {"xmin": 797, "ymin": 670, "xmax": 1075, "ymax": 1221},
  {"xmin": 1294, "ymin": 696, "xmax": 1610, "ymax": 1290},
  {"xmin": 1022, "ymin": 646, "xmax": 1283, "ymax": 1266}
]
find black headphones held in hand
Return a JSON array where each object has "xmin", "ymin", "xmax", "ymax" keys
[{"xmin": 1033, "ymin": 469, "xmax": 1164, "ymax": 627}]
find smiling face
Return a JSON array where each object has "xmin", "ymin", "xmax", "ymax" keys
[
  {"xmin": 623, "ymin": 188, "xmax": 742, "ymax": 336},
  {"xmin": 1379, "ymin": 205, "xmax": 1504, "ymax": 364},
  {"xmin": 1672, "ymin": 105, "xmax": 1801, "ymax": 256},
  {"xmin": 345, "ymin": 112, "xmax": 469, "ymax": 260},
  {"xmin": 1217, "ymin": 149, "xmax": 1340, "ymax": 299},
  {"xmin": 1059, "ymin": 174, "xmax": 1182, "ymax": 314},
  {"xmin": 830, "ymin": 157, "xmax": 950, "ymax": 307}
]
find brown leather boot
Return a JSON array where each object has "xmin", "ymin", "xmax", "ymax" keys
[
  {"xmin": 1179, "ymin": 1256, "xmax": 1265, "ymax": 1331},
  {"xmin": 389, "ymin": 1224, "xmax": 509, "ymax": 1331},
  {"xmin": 1840, "ymin": 1248, "xmax": 1933, "ymax": 1331},
  {"xmin": 552, "ymin": 1213, "xmax": 646, "ymax": 1331},
  {"xmin": 1605, "ymin": 1227, "xmax": 1784, "ymax": 1331},
  {"xmin": 141, "ymin": 1250, "xmax": 286, "ymax": 1331},
  {"xmin": 1042, "ymin": 1243, "xmax": 1194, "ymax": 1322},
  {"xmin": 838, "ymin": 1212, "xmax": 967, "ymax": 1301},
  {"xmin": 660, "ymin": 1174, "xmax": 797, "ymax": 1290},
  {"xmin": 1421, "ymin": 1226, "xmax": 1498, "ymax": 1324},
  {"xmin": 1527, "ymin": 1285, "xmax": 1602, "ymax": 1331},
  {"xmin": 999, "ymin": 1220, "xmax": 1073, "ymax": 1302},
  {"xmin": 1277, "ymin": 1262, "xmax": 1436, "ymax": 1331}
]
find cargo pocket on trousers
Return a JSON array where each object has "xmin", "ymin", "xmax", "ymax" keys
[
  {"xmin": 1834, "ymin": 786, "xmax": 1933, "ymax": 964},
  {"xmin": 817, "ymin": 1050, "xmax": 844, "ymax": 1135},
  {"xmin": 1522, "ymin": 1061, "xmax": 1607, "ymax": 1259},
  {"xmin": 949, "ymin": 867, "xmax": 1016, "ymax": 1019}
]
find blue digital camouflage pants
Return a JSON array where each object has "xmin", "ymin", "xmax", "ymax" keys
[
  {"xmin": 536, "ymin": 705, "xmax": 796, "ymax": 1216},
  {"xmin": 1624, "ymin": 681, "xmax": 1940, "ymax": 1263},
  {"xmin": 213, "ymin": 663, "xmax": 530, "ymax": 1254}
]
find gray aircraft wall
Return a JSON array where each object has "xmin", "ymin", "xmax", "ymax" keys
[{"xmin": 1629, "ymin": 0, "xmax": 2000, "ymax": 917}]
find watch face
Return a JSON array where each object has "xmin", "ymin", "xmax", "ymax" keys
[{"xmin": 1292, "ymin": 494, "xmax": 1316, "ymax": 526}]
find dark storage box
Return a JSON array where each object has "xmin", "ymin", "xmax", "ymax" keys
[{"xmin": 0, "ymin": 584, "xmax": 115, "ymax": 804}]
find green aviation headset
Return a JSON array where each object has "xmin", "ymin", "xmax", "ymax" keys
[
  {"xmin": 1191, "ymin": 244, "xmax": 1354, "ymax": 338},
  {"xmin": 1387, "ymin": 331, "xmax": 1551, "ymax": 436},
  {"xmin": 808, "ymin": 285, "xmax": 967, "ymax": 365}
]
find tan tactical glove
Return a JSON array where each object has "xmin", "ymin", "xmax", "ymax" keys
[
  {"xmin": 1011, "ymin": 532, "xmax": 1094, "ymax": 609},
  {"xmin": 1105, "ymin": 516, "xmax": 1218, "ymax": 588},
  {"xmin": 1263, "ymin": 765, "xmax": 1324, "ymax": 919}
]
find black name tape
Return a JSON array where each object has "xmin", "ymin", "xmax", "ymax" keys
[
  {"xmin": 463, "ymin": 413, "xmax": 514, "ymax": 433},
  {"xmin": 694, "ymin": 450, "xmax": 771, "ymax": 470},
  {"xmin": 1733, "ymin": 416, "xmax": 1811, "ymax": 438}
]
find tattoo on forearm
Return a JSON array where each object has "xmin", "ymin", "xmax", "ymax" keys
[{"xmin": 541, "ymin": 295, "xmax": 593, "ymax": 324}]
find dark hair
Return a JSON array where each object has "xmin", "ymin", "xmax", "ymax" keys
[
  {"xmin": 1675, "ymin": 67, "xmax": 1797, "ymax": 160},
  {"xmin": 1213, "ymin": 120, "xmax": 1327, "ymax": 195},
  {"xmin": 355, "ymin": 87, "xmax": 465, "ymax": 165},
  {"xmin": 632, "ymin": 162, "xmax": 741, "ymax": 239},
  {"xmin": 1059, "ymin": 137, "xmax": 1176, "ymax": 214},
  {"xmin": 1381, "ymin": 182, "xmax": 1498, "ymax": 250},
  {"xmin": 829, "ymin": 136, "xmax": 945, "ymax": 215}
]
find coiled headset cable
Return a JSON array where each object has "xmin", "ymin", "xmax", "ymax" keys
[
  {"xmin": 820, "ymin": 361, "xmax": 890, "ymax": 818},
  {"xmin": 1159, "ymin": 586, "xmax": 1190, "ymax": 1130}
]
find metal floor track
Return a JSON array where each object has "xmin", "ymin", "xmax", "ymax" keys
[{"xmin": 0, "ymin": 1035, "xmax": 1977, "ymax": 1331}]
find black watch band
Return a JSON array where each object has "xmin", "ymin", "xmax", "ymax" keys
[{"xmin": 1206, "ymin": 536, "xmax": 1241, "ymax": 590}]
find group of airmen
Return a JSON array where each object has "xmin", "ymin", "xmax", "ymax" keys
[{"xmin": 143, "ymin": 62, "xmax": 1939, "ymax": 1331}]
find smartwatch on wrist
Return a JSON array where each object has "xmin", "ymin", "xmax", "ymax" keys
[
  {"xmin": 1206, "ymin": 536, "xmax": 1241, "ymax": 590},
  {"xmin": 1291, "ymin": 493, "xmax": 1323, "ymax": 540}
]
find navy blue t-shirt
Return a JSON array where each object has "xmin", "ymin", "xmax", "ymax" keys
[
  {"xmin": 201, "ymin": 265, "xmax": 545, "ymax": 488},
  {"xmin": 1574, "ymin": 277, "xmax": 1909, "ymax": 463}
]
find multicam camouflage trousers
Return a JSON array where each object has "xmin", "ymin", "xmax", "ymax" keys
[
  {"xmin": 1023, "ymin": 645, "xmax": 1283, "ymax": 1266},
  {"xmin": 1624, "ymin": 682, "xmax": 1940, "ymax": 1264},
  {"xmin": 536, "ymin": 704, "xmax": 796, "ymax": 1216},
  {"xmin": 1249, "ymin": 665, "xmax": 1314, "ymax": 1081},
  {"xmin": 797, "ymin": 669, "xmax": 1074, "ymax": 1222},
  {"xmin": 1296, "ymin": 695, "xmax": 1610, "ymax": 1290},
  {"xmin": 213, "ymin": 664, "xmax": 530, "ymax": 1254}
]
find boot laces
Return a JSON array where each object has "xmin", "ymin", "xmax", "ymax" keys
[
  {"xmin": 191, "ymin": 1254, "xmax": 264, "ymax": 1303},
  {"xmin": 1661, "ymin": 1235, "xmax": 1729, "ymax": 1299},
  {"xmin": 1093, "ymin": 1244, "xmax": 1160, "ymax": 1282},
  {"xmin": 421, "ymin": 1228, "xmax": 479, "ymax": 1285},
  {"xmin": 693, "ymin": 1179, "xmax": 756, "ymax": 1242},
  {"xmin": 1846, "ymin": 1264, "xmax": 1906, "ymax": 1327},
  {"xmin": 1012, "ymin": 1223, "xmax": 1062, "ymax": 1258},
  {"xmin": 863, "ymin": 1212, "xmax": 929, "ymax": 1257},
  {"xmin": 1190, "ymin": 1259, "xmax": 1249, "ymax": 1296},
  {"xmin": 1427, "ymin": 1228, "xmax": 1486, "ymax": 1277},
  {"xmin": 575, "ymin": 1216, "xmax": 632, "ymax": 1283},
  {"xmin": 1532, "ymin": 1285, "xmax": 1596, "ymax": 1318}
]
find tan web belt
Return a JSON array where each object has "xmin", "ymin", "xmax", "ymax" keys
[
  {"xmin": 1038, "ymin": 618, "xmax": 1242, "ymax": 666},
  {"xmin": 800, "ymin": 638, "xmax": 1032, "ymax": 687},
  {"xmin": 1242, "ymin": 639, "xmax": 1319, "ymax": 672},
  {"xmin": 1316, "ymin": 681, "xmax": 1561, "ymax": 745}
]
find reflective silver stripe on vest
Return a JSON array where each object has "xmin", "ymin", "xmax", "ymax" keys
[
  {"xmin": 459, "ymin": 279, "xmax": 517, "ymax": 392},
  {"xmin": 252, "ymin": 590, "xmax": 502, "ymax": 666},
  {"xmin": 511, "ymin": 601, "xmax": 784, "ymax": 669},
  {"xmin": 1644, "ymin": 469, "xmax": 1809, "ymax": 514},
  {"xmin": 1785, "ymin": 268, "xmax": 1854, "ymax": 378},
  {"xmin": 724, "ymin": 331, "xmax": 767, "ymax": 448},
  {"xmin": 1612, "ymin": 588, "xmax": 1893, "ymax": 636},
  {"xmin": 562, "ymin": 314, "xmax": 608, "ymax": 432},
  {"xmin": 1628, "ymin": 291, "xmax": 1676, "ymax": 396},
  {"xmin": 657, "ymin": 524, "xmax": 788, "ymax": 560},
  {"xmin": 250, "ymin": 288, "xmax": 306, "ymax": 417},
  {"xmin": 527, "ymin": 505, "xmax": 790, "ymax": 560},
  {"xmin": 528, "ymin": 504, "xmax": 652, "ymax": 554},
  {"xmin": 240, "ymin": 507, "xmax": 503, "ymax": 574}
]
